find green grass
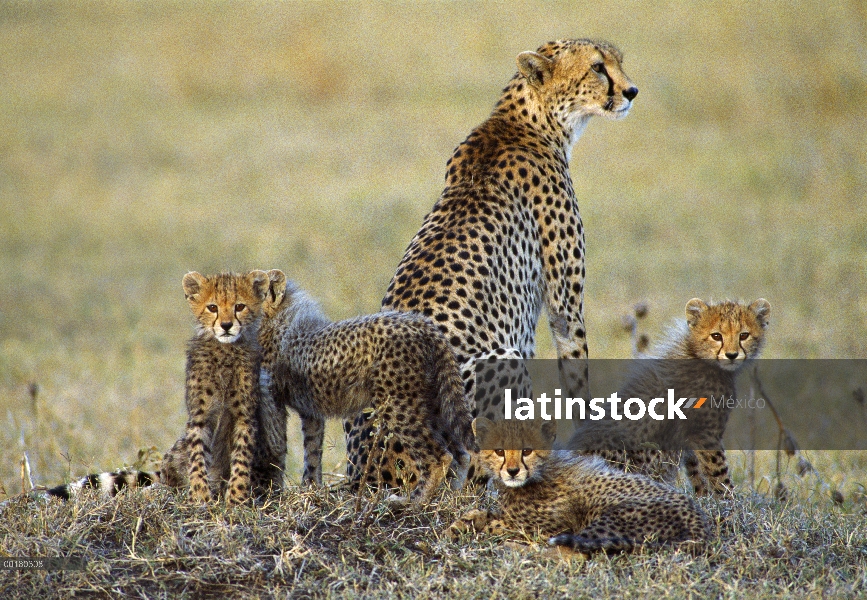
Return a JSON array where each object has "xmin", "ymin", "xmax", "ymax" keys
[{"xmin": 0, "ymin": 1, "xmax": 865, "ymax": 596}]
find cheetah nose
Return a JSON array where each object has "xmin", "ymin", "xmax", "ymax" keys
[
  {"xmin": 221, "ymin": 321, "xmax": 233, "ymax": 332},
  {"xmin": 725, "ymin": 352, "xmax": 739, "ymax": 361},
  {"xmin": 506, "ymin": 467, "xmax": 520, "ymax": 478},
  {"xmin": 623, "ymin": 87, "xmax": 638, "ymax": 101}
]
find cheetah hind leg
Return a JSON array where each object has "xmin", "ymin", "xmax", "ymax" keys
[
  {"xmin": 159, "ymin": 436, "xmax": 190, "ymax": 489},
  {"xmin": 692, "ymin": 447, "xmax": 733, "ymax": 496},
  {"xmin": 548, "ymin": 510, "xmax": 657, "ymax": 556},
  {"xmin": 449, "ymin": 450, "xmax": 471, "ymax": 491},
  {"xmin": 549, "ymin": 498, "xmax": 709, "ymax": 555}
]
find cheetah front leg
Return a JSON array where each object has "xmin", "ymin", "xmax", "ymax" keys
[
  {"xmin": 300, "ymin": 414, "xmax": 326, "ymax": 485},
  {"xmin": 185, "ymin": 383, "xmax": 213, "ymax": 503},
  {"xmin": 448, "ymin": 508, "xmax": 507, "ymax": 539},
  {"xmin": 691, "ymin": 447, "xmax": 733, "ymax": 496},
  {"xmin": 542, "ymin": 237, "xmax": 590, "ymax": 403},
  {"xmin": 186, "ymin": 422, "xmax": 213, "ymax": 503},
  {"xmin": 225, "ymin": 376, "xmax": 257, "ymax": 506}
]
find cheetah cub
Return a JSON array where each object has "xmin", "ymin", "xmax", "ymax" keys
[
  {"xmin": 176, "ymin": 270, "xmax": 277, "ymax": 505},
  {"xmin": 568, "ymin": 298, "xmax": 770, "ymax": 496},
  {"xmin": 450, "ymin": 418, "xmax": 712, "ymax": 555},
  {"xmin": 44, "ymin": 271, "xmax": 287, "ymax": 503},
  {"xmin": 259, "ymin": 270, "xmax": 475, "ymax": 504}
]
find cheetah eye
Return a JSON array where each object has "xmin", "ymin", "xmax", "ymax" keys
[
  {"xmin": 494, "ymin": 449, "xmax": 505, "ymax": 457},
  {"xmin": 522, "ymin": 448, "xmax": 533, "ymax": 457},
  {"xmin": 591, "ymin": 62, "xmax": 606, "ymax": 74},
  {"xmin": 235, "ymin": 303, "xmax": 246, "ymax": 313},
  {"xmin": 206, "ymin": 304, "xmax": 218, "ymax": 313},
  {"xmin": 710, "ymin": 333, "xmax": 723, "ymax": 342},
  {"xmin": 739, "ymin": 332, "xmax": 750, "ymax": 341}
]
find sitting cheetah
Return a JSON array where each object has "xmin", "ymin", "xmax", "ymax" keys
[
  {"xmin": 450, "ymin": 417, "xmax": 712, "ymax": 555},
  {"xmin": 259, "ymin": 270, "xmax": 475, "ymax": 503},
  {"xmin": 45, "ymin": 271, "xmax": 287, "ymax": 503},
  {"xmin": 346, "ymin": 38, "xmax": 639, "ymax": 489},
  {"xmin": 567, "ymin": 298, "xmax": 771, "ymax": 496}
]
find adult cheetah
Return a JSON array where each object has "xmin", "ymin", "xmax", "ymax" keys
[{"xmin": 346, "ymin": 38, "xmax": 638, "ymax": 489}]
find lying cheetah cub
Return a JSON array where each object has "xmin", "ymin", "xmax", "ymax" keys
[
  {"xmin": 451, "ymin": 418, "xmax": 712, "ymax": 554},
  {"xmin": 567, "ymin": 298, "xmax": 770, "ymax": 495},
  {"xmin": 44, "ymin": 271, "xmax": 287, "ymax": 503},
  {"xmin": 259, "ymin": 270, "xmax": 475, "ymax": 504}
]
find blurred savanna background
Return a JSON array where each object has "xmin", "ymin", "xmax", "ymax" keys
[{"xmin": 1, "ymin": 1, "xmax": 865, "ymax": 495}]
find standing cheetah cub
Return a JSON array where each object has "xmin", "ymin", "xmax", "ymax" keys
[
  {"xmin": 44, "ymin": 271, "xmax": 286, "ymax": 503},
  {"xmin": 450, "ymin": 418, "xmax": 712, "ymax": 554},
  {"xmin": 259, "ymin": 270, "xmax": 475, "ymax": 504},
  {"xmin": 567, "ymin": 298, "xmax": 771, "ymax": 496},
  {"xmin": 176, "ymin": 270, "xmax": 287, "ymax": 505}
]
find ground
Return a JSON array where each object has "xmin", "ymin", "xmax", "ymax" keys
[{"xmin": 1, "ymin": 481, "xmax": 865, "ymax": 598}]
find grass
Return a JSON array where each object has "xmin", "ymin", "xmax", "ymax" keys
[
  {"xmin": 2, "ymin": 485, "xmax": 865, "ymax": 599},
  {"xmin": 0, "ymin": 0, "xmax": 865, "ymax": 596}
]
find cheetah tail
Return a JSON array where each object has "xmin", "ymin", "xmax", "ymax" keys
[
  {"xmin": 44, "ymin": 470, "xmax": 162, "ymax": 501},
  {"xmin": 433, "ymin": 336, "xmax": 476, "ymax": 453}
]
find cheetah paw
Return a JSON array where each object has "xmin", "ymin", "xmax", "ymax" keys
[
  {"xmin": 385, "ymin": 493, "xmax": 410, "ymax": 507},
  {"xmin": 448, "ymin": 509, "xmax": 490, "ymax": 539}
]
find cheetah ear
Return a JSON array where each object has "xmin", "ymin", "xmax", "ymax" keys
[
  {"xmin": 540, "ymin": 421, "xmax": 557, "ymax": 446},
  {"xmin": 749, "ymin": 298, "xmax": 771, "ymax": 328},
  {"xmin": 247, "ymin": 270, "xmax": 270, "ymax": 302},
  {"xmin": 472, "ymin": 417, "xmax": 493, "ymax": 443},
  {"xmin": 266, "ymin": 269, "xmax": 287, "ymax": 305},
  {"xmin": 517, "ymin": 51, "xmax": 554, "ymax": 87},
  {"xmin": 183, "ymin": 271, "xmax": 207, "ymax": 301},
  {"xmin": 685, "ymin": 298, "xmax": 708, "ymax": 327}
]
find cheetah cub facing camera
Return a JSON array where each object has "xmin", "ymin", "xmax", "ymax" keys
[
  {"xmin": 450, "ymin": 418, "xmax": 712, "ymax": 555},
  {"xmin": 259, "ymin": 270, "xmax": 475, "ymax": 504},
  {"xmin": 45, "ymin": 271, "xmax": 286, "ymax": 504},
  {"xmin": 45, "ymin": 270, "xmax": 287, "ymax": 503},
  {"xmin": 567, "ymin": 298, "xmax": 771, "ymax": 496},
  {"xmin": 171, "ymin": 270, "xmax": 287, "ymax": 505}
]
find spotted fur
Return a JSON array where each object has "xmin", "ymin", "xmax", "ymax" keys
[
  {"xmin": 450, "ymin": 418, "xmax": 712, "ymax": 555},
  {"xmin": 567, "ymin": 298, "xmax": 771, "ymax": 495},
  {"xmin": 259, "ymin": 270, "xmax": 474, "ymax": 503},
  {"xmin": 345, "ymin": 39, "xmax": 638, "ymax": 489},
  {"xmin": 46, "ymin": 271, "xmax": 287, "ymax": 504}
]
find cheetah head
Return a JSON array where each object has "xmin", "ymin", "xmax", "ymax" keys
[
  {"xmin": 183, "ymin": 270, "xmax": 269, "ymax": 343},
  {"xmin": 685, "ymin": 298, "xmax": 771, "ymax": 371},
  {"xmin": 261, "ymin": 269, "xmax": 288, "ymax": 319},
  {"xmin": 516, "ymin": 39, "xmax": 638, "ymax": 138},
  {"xmin": 473, "ymin": 417, "xmax": 557, "ymax": 488}
]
